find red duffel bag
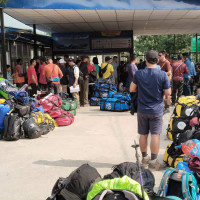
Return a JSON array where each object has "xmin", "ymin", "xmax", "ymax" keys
[
  {"xmin": 48, "ymin": 108, "xmax": 63, "ymax": 118},
  {"xmin": 55, "ymin": 111, "xmax": 74, "ymax": 126},
  {"xmin": 38, "ymin": 94, "xmax": 62, "ymax": 112}
]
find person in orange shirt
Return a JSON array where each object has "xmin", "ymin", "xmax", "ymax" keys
[
  {"xmin": 13, "ymin": 58, "xmax": 25, "ymax": 88},
  {"xmin": 43, "ymin": 58, "xmax": 63, "ymax": 94}
]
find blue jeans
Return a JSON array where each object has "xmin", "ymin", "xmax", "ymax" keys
[{"xmin": 183, "ymin": 78, "xmax": 191, "ymax": 96}]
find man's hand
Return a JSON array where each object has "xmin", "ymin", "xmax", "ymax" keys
[{"xmin": 73, "ymin": 83, "xmax": 76, "ymax": 88}]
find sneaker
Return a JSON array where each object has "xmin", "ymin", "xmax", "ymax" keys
[
  {"xmin": 163, "ymin": 108, "xmax": 170, "ymax": 115},
  {"xmin": 141, "ymin": 155, "xmax": 150, "ymax": 168},
  {"xmin": 149, "ymin": 159, "xmax": 166, "ymax": 171}
]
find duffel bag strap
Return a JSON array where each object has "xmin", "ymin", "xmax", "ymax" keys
[{"xmin": 157, "ymin": 168, "xmax": 176, "ymax": 197}]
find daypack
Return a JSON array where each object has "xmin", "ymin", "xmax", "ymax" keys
[
  {"xmin": 100, "ymin": 98, "xmax": 130, "ymax": 111},
  {"xmin": 163, "ymin": 143, "xmax": 184, "ymax": 168},
  {"xmin": 62, "ymin": 99, "xmax": 77, "ymax": 111},
  {"xmin": 181, "ymin": 139, "xmax": 200, "ymax": 157},
  {"xmin": 157, "ymin": 168, "xmax": 198, "ymax": 200},
  {"xmin": 90, "ymin": 97, "xmax": 101, "ymax": 106},
  {"xmin": 87, "ymin": 176, "xmax": 149, "ymax": 200},
  {"xmin": 174, "ymin": 96, "xmax": 199, "ymax": 117},
  {"xmin": 47, "ymin": 164, "xmax": 102, "ymax": 200},
  {"xmin": 103, "ymin": 162, "xmax": 155, "ymax": 194},
  {"xmin": 23, "ymin": 117, "xmax": 42, "ymax": 139},
  {"xmin": 3, "ymin": 113, "xmax": 22, "ymax": 141},
  {"xmin": 54, "ymin": 111, "xmax": 74, "ymax": 126},
  {"xmin": 0, "ymin": 104, "xmax": 11, "ymax": 131}
]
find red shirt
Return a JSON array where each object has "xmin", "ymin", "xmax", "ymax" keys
[
  {"xmin": 38, "ymin": 64, "xmax": 47, "ymax": 84},
  {"xmin": 27, "ymin": 65, "xmax": 38, "ymax": 84},
  {"xmin": 158, "ymin": 59, "xmax": 171, "ymax": 72},
  {"xmin": 87, "ymin": 64, "xmax": 96, "ymax": 73},
  {"xmin": 172, "ymin": 61, "xmax": 189, "ymax": 81}
]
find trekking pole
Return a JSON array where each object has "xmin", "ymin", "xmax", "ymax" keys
[{"xmin": 132, "ymin": 140, "xmax": 146, "ymax": 200}]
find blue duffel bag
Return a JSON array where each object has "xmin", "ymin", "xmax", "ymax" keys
[
  {"xmin": 9, "ymin": 91, "xmax": 30, "ymax": 104},
  {"xmin": 90, "ymin": 97, "xmax": 100, "ymax": 106},
  {"xmin": 100, "ymin": 98, "xmax": 130, "ymax": 111},
  {"xmin": 108, "ymin": 91, "xmax": 131, "ymax": 102},
  {"xmin": 0, "ymin": 104, "xmax": 11, "ymax": 132},
  {"xmin": 94, "ymin": 82, "xmax": 117, "ymax": 91},
  {"xmin": 94, "ymin": 90, "xmax": 109, "ymax": 98}
]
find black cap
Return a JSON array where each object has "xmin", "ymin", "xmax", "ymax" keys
[
  {"xmin": 40, "ymin": 56, "xmax": 46, "ymax": 62},
  {"xmin": 68, "ymin": 58, "xmax": 75, "ymax": 63},
  {"xmin": 146, "ymin": 50, "xmax": 158, "ymax": 64},
  {"xmin": 105, "ymin": 56, "xmax": 111, "ymax": 62}
]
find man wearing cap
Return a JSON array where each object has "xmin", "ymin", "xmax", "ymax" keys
[
  {"xmin": 68, "ymin": 58, "xmax": 80, "ymax": 104},
  {"xmin": 172, "ymin": 54, "xmax": 189, "ymax": 105},
  {"xmin": 59, "ymin": 58, "xmax": 69, "ymax": 93},
  {"xmin": 130, "ymin": 50, "xmax": 171, "ymax": 171},
  {"xmin": 100, "ymin": 56, "xmax": 114, "ymax": 79}
]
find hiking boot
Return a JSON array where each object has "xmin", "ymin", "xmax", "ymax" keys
[
  {"xmin": 163, "ymin": 108, "xmax": 170, "ymax": 115},
  {"xmin": 141, "ymin": 155, "xmax": 150, "ymax": 168},
  {"xmin": 149, "ymin": 159, "xmax": 166, "ymax": 171}
]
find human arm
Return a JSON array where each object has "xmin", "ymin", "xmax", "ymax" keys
[
  {"xmin": 58, "ymin": 67, "xmax": 63, "ymax": 79},
  {"xmin": 163, "ymin": 73, "xmax": 171, "ymax": 97},
  {"xmin": 130, "ymin": 82, "xmax": 137, "ymax": 93},
  {"xmin": 73, "ymin": 66, "xmax": 79, "ymax": 87},
  {"xmin": 166, "ymin": 62, "xmax": 172, "ymax": 76}
]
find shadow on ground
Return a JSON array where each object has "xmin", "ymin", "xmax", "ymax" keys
[{"xmin": 33, "ymin": 159, "xmax": 114, "ymax": 168}]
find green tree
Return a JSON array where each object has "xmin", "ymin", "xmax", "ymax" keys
[
  {"xmin": 134, "ymin": 34, "xmax": 193, "ymax": 56},
  {"xmin": 0, "ymin": 0, "xmax": 7, "ymax": 5}
]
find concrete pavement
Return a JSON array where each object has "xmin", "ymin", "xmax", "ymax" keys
[{"xmin": 0, "ymin": 106, "xmax": 173, "ymax": 200}]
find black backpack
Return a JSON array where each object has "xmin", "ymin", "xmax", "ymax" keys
[
  {"xmin": 99, "ymin": 64, "xmax": 108, "ymax": 78},
  {"xmin": 23, "ymin": 117, "xmax": 42, "ymax": 139},
  {"xmin": 3, "ymin": 113, "xmax": 22, "ymax": 141},
  {"xmin": 47, "ymin": 164, "xmax": 102, "ymax": 200},
  {"xmin": 103, "ymin": 162, "xmax": 155, "ymax": 194}
]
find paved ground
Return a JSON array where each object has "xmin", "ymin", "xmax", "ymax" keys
[{"xmin": 0, "ymin": 106, "xmax": 173, "ymax": 200}]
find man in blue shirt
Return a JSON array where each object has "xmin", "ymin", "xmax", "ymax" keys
[
  {"xmin": 183, "ymin": 52, "xmax": 196, "ymax": 96},
  {"xmin": 130, "ymin": 50, "xmax": 171, "ymax": 171}
]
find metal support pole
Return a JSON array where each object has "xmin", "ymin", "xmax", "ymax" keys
[
  {"xmin": 33, "ymin": 24, "xmax": 37, "ymax": 58},
  {"xmin": 0, "ymin": 7, "xmax": 7, "ymax": 78},
  {"xmin": 196, "ymin": 33, "xmax": 198, "ymax": 63},
  {"xmin": 174, "ymin": 34, "xmax": 176, "ymax": 55}
]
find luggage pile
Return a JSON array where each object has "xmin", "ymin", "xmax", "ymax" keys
[
  {"xmin": 164, "ymin": 96, "xmax": 200, "ymax": 168},
  {"xmin": 0, "ymin": 91, "xmax": 56, "ymax": 141},
  {"xmin": 89, "ymin": 81, "xmax": 117, "ymax": 106},
  {"xmin": 37, "ymin": 93, "xmax": 74, "ymax": 127},
  {"xmin": 46, "ymin": 162, "xmax": 155, "ymax": 200},
  {"xmin": 100, "ymin": 90, "xmax": 131, "ymax": 112}
]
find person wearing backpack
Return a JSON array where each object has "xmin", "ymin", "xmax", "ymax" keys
[
  {"xmin": 130, "ymin": 50, "xmax": 171, "ymax": 171},
  {"xmin": 171, "ymin": 54, "xmax": 189, "ymax": 105},
  {"xmin": 100, "ymin": 56, "xmax": 114, "ymax": 79},
  {"xmin": 68, "ymin": 58, "xmax": 80, "ymax": 106}
]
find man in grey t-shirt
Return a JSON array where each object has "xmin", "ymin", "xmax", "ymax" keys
[{"xmin": 111, "ymin": 56, "xmax": 118, "ymax": 84}]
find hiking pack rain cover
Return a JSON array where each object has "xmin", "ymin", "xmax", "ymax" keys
[
  {"xmin": 182, "ymin": 139, "xmax": 200, "ymax": 157},
  {"xmin": 100, "ymin": 98, "xmax": 130, "ymax": 111}
]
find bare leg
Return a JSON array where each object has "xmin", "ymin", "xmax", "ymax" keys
[
  {"xmin": 139, "ymin": 134, "xmax": 148, "ymax": 153},
  {"xmin": 150, "ymin": 134, "xmax": 160, "ymax": 155}
]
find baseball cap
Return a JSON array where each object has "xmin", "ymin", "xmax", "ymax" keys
[
  {"xmin": 68, "ymin": 58, "xmax": 75, "ymax": 63},
  {"xmin": 59, "ymin": 58, "xmax": 66, "ymax": 64},
  {"xmin": 146, "ymin": 50, "xmax": 158, "ymax": 64},
  {"xmin": 105, "ymin": 56, "xmax": 111, "ymax": 61}
]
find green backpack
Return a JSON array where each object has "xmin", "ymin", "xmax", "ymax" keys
[{"xmin": 62, "ymin": 99, "xmax": 78, "ymax": 111}]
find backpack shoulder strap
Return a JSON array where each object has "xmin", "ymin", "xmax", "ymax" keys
[{"xmin": 157, "ymin": 168, "xmax": 176, "ymax": 197}]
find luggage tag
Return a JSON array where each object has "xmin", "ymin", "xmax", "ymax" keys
[{"xmin": 177, "ymin": 169, "xmax": 183, "ymax": 179}]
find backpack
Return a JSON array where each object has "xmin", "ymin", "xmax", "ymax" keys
[
  {"xmin": 87, "ymin": 176, "xmax": 149, "ymax": 200},
  {"xmin": 99, "ymin": 64, "xmax": 108, "ymax": 78},
  {"xmin": 104, "ymin": 162, "xmax": 155, "ymax": 195},
  {"xmin": 181, "ymin": 139, "xmax": 200, "ymax": 157},
  {"xmin": 3, "ymin": 113, "xmax": 22, "ymax": 141},
  {"xmin": 23, "ymin": 117, "xmax": 42, "ymax": 139},
  {"xmin": 172, "ymin": 129, "xmax": 195, "ymax": 145},
  {"xmin": 157, "ymin": 168, "xmax": 198, "ymax": 200},
  {"xmin": 47, "ymin": 164, "xmax": 102, "ymax": 200},
  {"xmin": 163, "ymin": 143, "xmax": 185, "ymax": 168}
]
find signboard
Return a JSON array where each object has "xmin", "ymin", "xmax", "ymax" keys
[{"xmin": 53, "ymin": 33, "xmax": 90, "ymax": 52}]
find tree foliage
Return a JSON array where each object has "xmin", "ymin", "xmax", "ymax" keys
[
  {"xmin": 134, "ymin": 34, "xmax": 193, "ymax": 55},
  {"xmin": 0, "ymin": 0, "xmax": 7, "ymax": 5}
]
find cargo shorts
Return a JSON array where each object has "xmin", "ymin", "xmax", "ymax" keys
[{"xmin": 137, "ymin": 112, "xmax": 163, "ymax": 135}]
